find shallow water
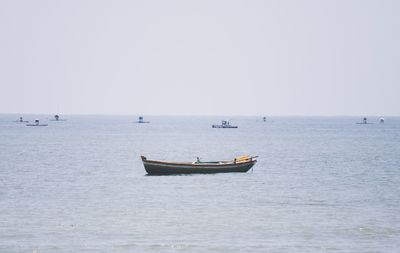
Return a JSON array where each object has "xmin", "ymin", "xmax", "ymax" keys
[{"xmin": 1, "ymin": 115, "xmax": 399, "ymax": 252}]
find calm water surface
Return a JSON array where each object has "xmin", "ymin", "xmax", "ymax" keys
[{"xmin": 1, "ymin": 115, "xmax": 399, "ymax": 252}]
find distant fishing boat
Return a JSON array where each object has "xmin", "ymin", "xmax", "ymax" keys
[
  {"xmin": 141, "ymin": 155, "xmax": 257, "ymax": 175},
  {"xmin": 137, "ymin": 116, "xmax": 150, "ymax": 123},
  {"xmin": 356, "ymin": 117, "xmax": 372, "ymax": 124},
  {"xmin": 16, "ymin": 117, "xmax": 28, "ymax": 123},
  {"xmin": 50, "ymin": 114, "xmax": 66, "ymax": 121},
  {"xmin": 26, "ymin": 119, "xmax": 48, "ymax": 127},
  {"xmin": 212, "ymin": 120, "xmax": 238, "ymax": 128}
]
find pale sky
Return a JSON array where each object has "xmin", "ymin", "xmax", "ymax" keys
[{"xmin": 0, "ymin": 0, "xmax": 399, "ymax": 116}]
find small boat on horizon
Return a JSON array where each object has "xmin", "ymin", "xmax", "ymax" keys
[
  {"xmin": 50, "ymin": 114, "xmax": 66, "ymax": 121},
  {"xmin": 26, "ymin": 119, "xmax": 48, "ymax": 127},
  {"xmin": 137, "ymin": 116, "xmax": 150, "ymax": 123},
  {"xmin": 356, "ymin": 117, "xmax": 372, "ymax": 124},
  {"xmin": 141, "ymin": 155, "xmax": 257, "ymax": 175},
  {"xmin": 212, "ymin": 120, "xmax": 238, "ymax": 128},
  {"xmin": 16, "ymin": 117, "xmax": 28, "ymax": 123}
]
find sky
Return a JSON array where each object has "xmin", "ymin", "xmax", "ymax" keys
[{"xmin": 0, "ymin": 0, "xmax": 399, "ymax": 116}]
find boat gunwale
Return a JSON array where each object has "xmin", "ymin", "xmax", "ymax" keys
[{"xmin": 142, "ymin": 158, "xmax": 256, "ymax": 167}]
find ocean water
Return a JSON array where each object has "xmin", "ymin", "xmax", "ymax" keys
[{"xmin": 0, "ymin": 115, "xmax": 399, "ymax": 252}]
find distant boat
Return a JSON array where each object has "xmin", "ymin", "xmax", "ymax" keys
[
  {"xmin": 379, "ymin": 117, "xmax": 385, "ymax": 123},
  {"xmin": 16, "ymin": 117, "xmax": 28, "ymax": 123},
  {"xmin": 356, "ymin": 117, "xmax": 369, "ymax": 124},
  {"xmin": 137, "ymin": 116, "xmax": 150, "ymax": 123},
  {"xmin": 141, "ymin": 155, "xmax": 257, "ymax": 175},
  {"xmin": 356, "ymin": 117, "xmax": 372, "ymax": 124},
  {"xmin": 263, "ymin": 116, "xmax": 267, "ymax": 122},
  {"xmin": 26, "ymin": 119, "xmax": 48, "ymax": 127},
  {"xmin": 50, "ymin": 114, "xmax": 66, "ymax": 121},
  {"xmin": 212, "ymin": 120, "xmax": 238, "ymax": 128}
]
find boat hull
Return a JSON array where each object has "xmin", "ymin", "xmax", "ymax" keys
[
  {"xmin": 142, "ymin": 159, "xmax": 256, "ymax": 175},
  {"xmin": 212, "ymin": 125, "xmax": 238, "ymax": 128}
]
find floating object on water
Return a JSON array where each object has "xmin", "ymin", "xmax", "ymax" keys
[
  {"xmin": 379, "ymin": 117, "xmax": 385, "ymax": 123},
  {"xmin": 137, "ymin": 116, "xmax": 150, "ymax": 123},
  {"xmin": 26, "ymin": 119, "xmax": 48, "ymax": 127},
  {"xmin": 50, "ymin": 114, "xmax": 66, "ymax": 121},
  {"xmin": 141, "ymin": 155, "xmax": 257, "ymax": 175},
  {"xmin": 263, "ymin": 116, "xmax": 267, "ymax": 122},
  {"xmin": 212, "ymin": 120, "xmax": 238, "ymax": 128},
  {"xmin": 16, "ymin": 116, "xmax": 28, "ymax": 123},
  {"xmin": 356, "ymin": 117, "xmax": 372, "ymax": 124}
]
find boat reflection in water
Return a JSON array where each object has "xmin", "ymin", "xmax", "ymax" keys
[{"xmin": 141, "ymin": 155, "xmax": 257, "ymax": 175}]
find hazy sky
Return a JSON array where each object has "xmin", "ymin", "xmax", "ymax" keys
[{"xmin": 1, "ymin": 0, "xmax": 399, "ymax": 116}]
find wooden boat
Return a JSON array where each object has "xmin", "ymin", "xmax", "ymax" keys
[{"xmin": 141, "ymin": 155, "xmax": 257, "ymax": 175}]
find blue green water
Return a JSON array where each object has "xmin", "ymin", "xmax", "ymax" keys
[{"xmin": 1, "ymin": 115, "xmax": 399, "ymax": 252}]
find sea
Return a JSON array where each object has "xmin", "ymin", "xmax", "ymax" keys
[{"xmin": 0, "ymin": 115, "xmax": 399, "ymax": 253}]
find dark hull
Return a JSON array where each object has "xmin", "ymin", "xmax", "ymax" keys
[
  {"xmin": 212, "ymin": 125, "xmax": 238, "ymax": 128},
  {"xmin": 143, "ymin": 160, "xmax": 256, "ymax": 175}
]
